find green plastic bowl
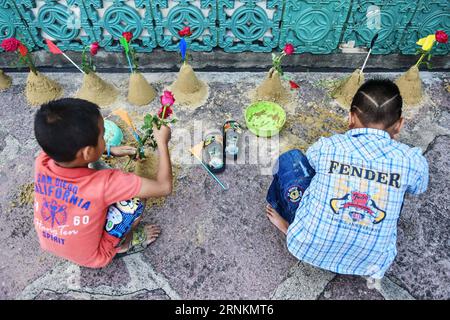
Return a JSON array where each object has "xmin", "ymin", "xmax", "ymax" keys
[{"xmin": 245, "ymin": 101, "xmax": 286, "ymax": 137}]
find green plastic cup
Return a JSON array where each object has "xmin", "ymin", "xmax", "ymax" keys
[{"xmin": 245, "ymin": 101, "xmax": 286, "ymax": 137}]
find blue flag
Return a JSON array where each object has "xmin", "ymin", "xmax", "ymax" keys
[{"xmin": 179, "ymin": 38, "xmax": 187, "ymax": 61}]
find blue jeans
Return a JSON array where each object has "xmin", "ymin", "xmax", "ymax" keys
[{"xmin": 266, "ymin": 149, "xmax": 315, "ymax": 224}]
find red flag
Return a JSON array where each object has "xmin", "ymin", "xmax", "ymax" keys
[
  {"xmin": 45, "ymin": 39, "xmax": 63, "ymax": 54},
  {"xmin": 289, "ymin": 80, "xmax": 300, "ymax": 89}
]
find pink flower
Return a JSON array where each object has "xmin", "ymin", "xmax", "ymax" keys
[
  {"xmin": 289, "ymin": 80, "xmax": 300, "ymax": 89},
  {"xmin": 1, "ymin": 38, "xmax": 21, "ymax": 52},
  {"xmin": 178, "ymin": 26, "xmax": 192, "ymax": 37},
  {"xmin": 158, "ymin": 106, "xmax": 173, "ymax": 119},
  {"xmin": 122, "ymin": 32, "xmax": 133, "ymax": 43},
  {"xmin": 160, "ymin": 90, "xmax": 175, "ymax": 107},
  {"xmin": 435, "ymin": 30, "xmax": 448, "ymax": 44},
  {"xmin": 283, "ymin": 43, "xmax": 294, "ymax": 55},
  {"xmin": 90, "ymin": 42, "xmax": 99, "ymax": 55}
]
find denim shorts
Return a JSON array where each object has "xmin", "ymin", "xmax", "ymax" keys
[{"xmin": 266, "ymin": 149, "xmax": 315, "ymax": 224}]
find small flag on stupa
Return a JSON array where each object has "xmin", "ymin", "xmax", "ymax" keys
[
  {"xmin": 45, "ymin": 39, "xmax": 63, "ymax": 54},
  {"xmin": 45, "ymin": 39, "xmax": 85, "ymax": 74}
]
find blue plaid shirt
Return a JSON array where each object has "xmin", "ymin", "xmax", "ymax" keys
[{"xmin": 286, "ymin": 128, "xmax": 429, "ymax": 278}]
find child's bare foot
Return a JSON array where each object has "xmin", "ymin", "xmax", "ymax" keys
[
  {"xmin": 265, "ymin": 204, "xmax": 289, "ymax": 235},
  {"xmin": 117, "ymin": 224, "xmax": 161, "ymax": 254}
]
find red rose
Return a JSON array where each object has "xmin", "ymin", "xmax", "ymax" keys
[
  {"xmin": 435, "ymin": 30, "xmax": 448, "ymax": 44},
  {"xmin": 160, "ymin": 90, "xmax": 175, "ymax": 107},
  {"xmin": 90, "ymin": 42, "xmax": 99, "ymax": 55},
  {"xmin": 1, "ymin": 38, "xmax": 21, "ymax": 52},
  {"xmin": 283, "ymin": 43, "xmax": 294, "ymax": 55},
  {"xmin": 158, "ymin": 106, "xmax": 173, "ymax": 119},
  {"xmin": 122, "ymin": 32, "xmax": 133, "ymax": 43},
  {"xmin": 18, "ymin": 43, "xmax": 28, "ymax": 57},
  {"xmin": 178, "ymin": 26, "xmax": 192, "ymax": 37},
  {"xmin": 289, "ymin": 80, "xmax": 300, "ymax": 89}
]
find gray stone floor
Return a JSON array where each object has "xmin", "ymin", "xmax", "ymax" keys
[{"xmin": 0, "ymin": 70, "xmax": 448, "ymax": 300}]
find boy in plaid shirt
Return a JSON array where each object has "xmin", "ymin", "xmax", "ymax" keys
[{"xmin": 266, "ymin": 79, "xmax": 429, "ymax": 279}]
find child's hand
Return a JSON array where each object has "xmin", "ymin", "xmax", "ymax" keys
[
  {"xmin": 110, "ymin": 146, "xmax": 137, "ymax": 157},
  {"xmin": 153, "ymin": 124, "xmax": 171, "ymax": 147}
]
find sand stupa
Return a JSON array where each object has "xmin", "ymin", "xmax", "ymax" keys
[
  {"xmin": 170, "ymin": 63, "xmax": 208, "ymax": 108},
  {"xmin": 76, "ymin": 72, "xmax": 118, "ymax": 107},
  {"xmin": 134, "ymin": 150, "xmax": 158, "ymax": 180},
  {"xmin": 128, "ymin": 72, "xmax": 156, "ymax": 106},
  {"xmin": 395, "ymin": 66, "xmax": 422, "ymax": 106},
  {"xmin": 254, "ymin": 68, "xmax": 290, "ymax": 105},
  {"xmin": 0, "ymin": 69, "xmax": 12, "ymax": 90},
  {"xmin": 25, "ymin": 71, "xmax": 63, "ymax": 106},
  {"xmin": 331, "ymin": 69, "xmax": 365, "ymax": 107}
]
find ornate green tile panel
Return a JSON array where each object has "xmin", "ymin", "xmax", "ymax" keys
[
  {"xmin": 151, "ymin": 0, "xmax": 217, "ymax": 52},
  {"xmin": 13, "ymin": 0, "xmax": 92, "ymax": 51},
  {"xmin": 342, "ymin": 0, "xmax": 418, "ymax": 54},
  {"xmin": 399, "ymin": 0, "xmax": 449, "ymax": 55},
  {"xmin": 279, "ymin": 0, "xmax": 351, "ymax": 54},
  {"xmin": 83, "ymin": 0, "xmax": 157, "ymax": 52},
  {"xmin": 218, "ymin": 0, "xmax": 283, "ymax": 52},
  {"xmin": 0, "ymin": 0, "xmax": 35, "ymax": 51}
]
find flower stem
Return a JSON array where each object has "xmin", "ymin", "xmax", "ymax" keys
[
  {"xmin": 81, "ymin": 46, "xmax": 90, "ymax": 74},
  {"xmin": 415, "ymin": 53, "xmax": 426, "ymax": 68},
  {"xmin": 20, "ymin": 51, "xmax": 37, "ymax": 75},
  {"xmin": 123, "ymin": 157, "xmax": 132, "ymax": 171}
]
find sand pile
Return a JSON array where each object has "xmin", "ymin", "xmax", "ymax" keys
[
  {"xmin": 283, "ymin": 102, "xmax": 347, "ymax": 152},
  {"xmin": 395, "ymin": 66, "xmax": 422, "ymax": 106},
  {"xmin": 10, "ymin": 183, "xmax": 35, "ymax": 209},
  {"xmin": 134, "ymin": 151, "xmax": 159, "ymax": 180},
  {"xmin": 133, "ymin": 151, "xmax": 175, "ymax": 209},
  {"xmin": 0, "ymin": 69, "xmax": 12, "ymax": 90},
  {"xmin": 170, "ymin": 63, "xmax": 208, "ymax": 108},
  {"xmin": 254, "ymin": 68, "xmax": 290, "ymax": 105},
  {"xmin": 331, "ymin": 69, "xmax": 364, "ymax": 107},
  {"xmin": 76, "ymin": 72, "xmax": 118, "ymax": 107},
  {"xmin": 128, "ymin": 72, "xmax": 156, "ymax": 106},
  {"xmin": 25, "ymin": 71, "xmax": 62, "ymax": 106}
]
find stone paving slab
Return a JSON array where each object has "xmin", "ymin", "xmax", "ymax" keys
[
  {"xmin": 389, "ymin": 135, "xmax": 450, "ymax": 300},
  {"xmin": 318, "ymin": 275, "xmax": 385, "ymax": 300},
  {"xmin": 0, "ymin": 70, "xmax": 448, "ymax": 300}
]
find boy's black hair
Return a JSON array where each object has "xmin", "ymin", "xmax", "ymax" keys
[
  {"xmin": 34, "ymin": 98, "xmax": 101, "ymax": 162},
  {"xmin": 351, "ymin": 79, "xmax": 402, "ymax": 128}
]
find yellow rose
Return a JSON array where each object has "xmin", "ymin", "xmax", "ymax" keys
[{"xmin": 417, "ymin": 34, "xmax": 436, "ymax": 51}]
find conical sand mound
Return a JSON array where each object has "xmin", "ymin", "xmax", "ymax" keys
[
  {"xmin": 128, "ymin": 72, "xmax": 156, "ymax": 106},
  {"xmin": 331, "ymin": 69, "xmax": 364, "ymax": 107},
  {"xmin": 254, "ymin": 68, "xmax": 289, "ymax": 105},
  {"xmin": 134, "ymin": 151, "xmax": 158, "ymax": 180},
  {"xmin": 25, "ymin": 71, "xmax": 63, "ymax": 106},
  {"xmin": 76, "ymin": 72, "xmax": 118, "ymax": 107},
  {"xmin": 170, "ymin": 63, "xmax": 208, "ymax": 108},
  {"xmin": 395, "ymin": 66, "xmax": 422, "ymax": 106},
  {"xmin": 0, "ymin": 69, "xmax": 12, "ymax": 90}
]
